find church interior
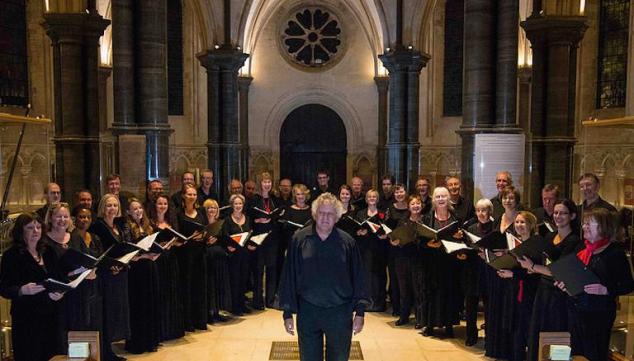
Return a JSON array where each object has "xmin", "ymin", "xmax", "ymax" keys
[{"xmin": 0, "ymin": 0, "xmax": 633, "ymax": 360}]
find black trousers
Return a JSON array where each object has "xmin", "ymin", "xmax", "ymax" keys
[
  {"xmin": 387, "ymin": 245, "xmax": 400, "ymax": 313},
  {"xmin": 568, "ymin": 306, "xmax": 616, "ymax": 361},
  {"xmin": 395, "ymin": 256, "xmax": 414, "ymax": 321},
  {"xmin": 250, "ymin": 242, "xmax": 279, "ymax": 308},
  {"xmin": 297, "ymin": 300, "xmax": 353, "ymax": 361}
]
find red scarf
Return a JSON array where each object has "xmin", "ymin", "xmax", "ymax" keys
[{"xmin": 576, "ymin": 238, "xmax": 611, "ymax": 265}]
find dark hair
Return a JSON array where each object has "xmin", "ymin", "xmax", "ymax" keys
[
  {"xmin": 180, "ymin": 184, "xmax": 198, "ymax": 210},
  {"xmin": 394, "ymin": 183, "xmax": 406, "ymax": 191},
  {"xmin": 317, "ymin": 169, "xmax": 329, "ymax": 177},
  {"xmin": 147, "ymin": 194, "xmax": 175, "ymax": 228},
  {"xmin": 500, "ymin": 186, "xmax": 521, "ymax": 207},
  {"xmin": 71, "ymin": 204, "xmax": 92, "ymax": 218},
  {"xmin": 578, "ymin": 173, "xmax": 600, "ymax": 185},
  {"xmin": 11, "ymin": 213, "xmax": 45, "ymax": 252},
  {"xmin": 106, "ymin": 174, "xmax": 121, "ymax": 183},
  {"xmin": 554, "ymin": 198, "xmax": 579, "ymax": 234},
  {"xmin": 381, "ymin": 174, "xmax": 395, "ymax": 184}
]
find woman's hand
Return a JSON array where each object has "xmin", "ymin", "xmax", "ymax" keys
[
  {"xmin": 497, "ymin": 269, "xmax": 513, "ymax": 279},
  {"xmin": 554, "ymin": 280, "xmax": 568, "ymax": 293},
  {"xmin": 110, "ymin": 265, "xmax": 121, "ymax": 275},
  {"xmin": 452, "ymin": 230, "xmax": 464, "ymax": 239},
  {"xmin": 19, "ymin": 282, "xmax": 45, "ymax": 296},
  {"xmin": 227, "ymin": 246, "xmax": 236, "ymax": 253},
  {"xmin": 207, "ymin": 236, "xmax": 218, "ymax": 245},
  {"xmin": 48, "ymin": 292, "xmax": 64, "ymax": 301},
  {"xmin": 254, "ymin": 218, "xmax": 271, "ymax": 224},
  {"xmin": 584, "ymin": 283, "xmax": 608, "ymax": 295},
  {"xmin": 478, "ymin": 250, "xmax": 486, "ymax": 260},
  {"xmin": 378, "ymin": 233, "xmax": 388, "ymax": 240},
  {"xmin": 357, "ymin": 229, "xmax": 368, "ymax": 236},
  {"xmin": 390, "ymin": 238, "xmax": 400, "ymax": 247},
  {"xmin": 191, "ymin": 230, "xmax": 203, "ymax": 241},
  {"xmin": 494, "ymin": 250, "xmax": 506, "ymax": 257},
  {"xmin": 427, "ymin": 240, "xmax": 442, "ymax": 249},
  {"xmin": 247, "ymin": 245, "xmax": 257, "ymax": 251},
  {"xmin": 517, "ymin": 255, "xmax": 534, "ymax": 271},
  {"xmin": 86, "ymin": 269, "xmax": 98, "ymax": 280},
  {"xmin": 456, "ymin": 253, "xmax": 467, "ymax": 261}
]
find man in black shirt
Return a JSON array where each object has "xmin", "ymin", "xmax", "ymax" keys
[
  {"xmin": 378, "ymin": 174, "xmax": 395, "ymax": 211},
  {"xmin": 414, "ymin": 176, "xmax": 432, "ymax": 215},
  {"xmin": 577, "ymin": 173, "xmax": 617, "ymax": 213},
  {"xmin": 491, "ymin": 170, "xmax": 513, "ymax": 219},
  {"xmin": 311, "ymin": 169, "xmax": 336, "ymax": 200},
  {"xmin": 446, "ymin": 176, "xmax": 475, "ymax": 224},
  {"xmin": 35, "ymin": 182, "xmax": 62, "ymax": 220},
  {"xmin": 170, "ymin": 171, "xmax": 196, "ymax": 210},
  {"xmin": 532, "ymin": 184, "xmax": 560, "ymax": 236},
  {"xmin": 279, "ymin": 192, "xmax": 369, "ymax": 361},
  {"xmin": 350, "ymin": 176, "xmax": 366, "ymax": 210},
  {"xmin": 197, "ymin": 169, "xmax": 218, "ymax": 204}
]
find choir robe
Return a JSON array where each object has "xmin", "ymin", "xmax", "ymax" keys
[
  {"xmin": 205, "ymin": 219, "xmax": 232, "ymax": 316},
  {"xmin": 220, "ymin": 215, "xmax": 252, "ymax": 313},
  {"xmin": 567, "ymin": 242, "xmax": 634, "ymax": 361},
  {"xmin": 246, "ymin": 194, "xmax": 282, "ymax": 308},
  {"xmin": 279, "ymin": 206, "xmax": 312, "ymax": 285},
  {"xmin": 0, "ymin": 245, "xmax": 62, "ymax": 361},
  {"xmin": 527, "ymin": 231, "xmax": 582, "ymax": 361},
  {"xmin": 391, "ymin": 218, "xmax": 424, "ymax": 324},
  {"xmin": 386, "ymin": 204, "xmax": 409, "ymax": 315},
  {"xmin": 89, "ymin": 218, "xmax": 131, "ymax": 344},
  {"xmin": 353, "ymin": 208, "xmax": 388, "ymax": 312},
  {"xmin": 176, "ymin": 210, "xmax": 208, "ymax": 331},
  {"xmin": 420, "ymin": 213, "xmax": 461, "ymax": 329}
]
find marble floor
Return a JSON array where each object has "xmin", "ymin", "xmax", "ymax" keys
[{"xmin": 118, "ymin": 310, "xmax": 489, "ymax": 361}]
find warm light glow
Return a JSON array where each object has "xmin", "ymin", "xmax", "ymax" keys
[
  {"xmin": 518, "ymin": 0, "xmax": 533, "ymax": 67},
  {"xmin": 98, "ymin": 0, "xmax": 112, "ymax": 65},
  {"xmin": 579, "ymin": 0, "xmax": 586, "ymax": 15},
  {"xmin": 240, "ymin": 57, "xmax": 251, "ymax": 77},
  {"xmin": 44, "ymin": 0, "xmax": 50, "ymax": 12},
  {"xmin": 377, "ymin": 62, "xmax": 388, "ymax": 77}
]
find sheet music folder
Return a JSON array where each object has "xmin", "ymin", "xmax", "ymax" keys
[{"xmin": 548, "ymin": 253, "xmax": 601, "ymax": 296}]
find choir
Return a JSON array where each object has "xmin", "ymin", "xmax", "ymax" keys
[{"xmin": 0, "ymin": 169, "xmax": 632, "ymax": 361}]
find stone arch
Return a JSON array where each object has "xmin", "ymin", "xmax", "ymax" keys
[
  {"xmin": 352, "ymin": 154, "xmax": 375, "ymax": 188},
  {"xmin": 411, "ymin": 0, "xmax": 438, "ymax": 53},
  {"xmin": 262, "ymin": 88, "xmax": 363, "ymax": 153},
  {"xmin": 187, "ymin": 0, "xmax": 219, "ymax": 48},
  {"xmin": 251, "ymin": 155, "xmax": 273, "ymax": 180}
]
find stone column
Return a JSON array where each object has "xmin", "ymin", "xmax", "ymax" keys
[
  {"xmin": 379, "ymin": 49, "xmax": 429, "ymax": 190},
  {"xmin": 496, "ymin": 0, "xmax": 519, "ymax": 128},
  {"xmin": 522, "ymin": 15, "xmax": 587, "ymax": 203},
  {"xmin": 42, "ymin": 12, "xmax": 110, "ymax": 200},
  {"xmin": 238, "ymin": 76, "xmax": 253, "ymax": 183},
  {"xmin": 198, "ymin": 48, "xmax": 249, "ymax": 201},
  {"xmin": 374, "ymin": 76, "xmax": 389, "ymax": 179},
  {"xmin": 518, "ymin": 66, "xmax": 533, "ymax": 204},
  {"xmin": 111, "ymin": 0, "xmax": 135, "ymax": 131}
]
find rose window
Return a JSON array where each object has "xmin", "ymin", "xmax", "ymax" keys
[{"xmin": 281, "ymin": 8, "xmax": 342, "ymax": 68}]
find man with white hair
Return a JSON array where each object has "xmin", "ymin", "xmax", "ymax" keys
[{"xmin": 279, "ymin": 192, "xmax": 369, "ymax": 361}]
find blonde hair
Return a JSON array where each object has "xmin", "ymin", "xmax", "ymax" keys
[
  {"xmin": 292, "ymin": 184, "xmax": 310, "ymax": 204},
  {"xmin": 97, "ymin": 193, "xmax": 122, "ymax": 218},
  {"xmin": 45, "ymin": 202, "xmax": 74, "ymax": 233},
  {"xmin": 203, "ymin": 199, "xmax": 220, "ymax": 221},
  {"xmin": 517, "ymin": 211, "xmax": 538, "ymax": 235},
  {"xmin": 431, "ymin": 187, "xmax": 454, "ymax": 212}
]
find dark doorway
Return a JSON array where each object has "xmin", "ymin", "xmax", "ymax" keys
[{"xmin": 280, "ymin": 104, "xmax": 347, "ymax": 190}]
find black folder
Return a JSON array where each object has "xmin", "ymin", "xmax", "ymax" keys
[
  {"xmin": 548, "ymin": 253, "xmax": 601, "ymax": 296},
  {"xmin": 41, "ymin": 268, "xmax": 93, "ymax": 292},
  {"xmin": 487, "ymin": 253, "xmax": 519, "ymax": 270},
  {"xmin": 388, "ymin": 224, "xmax": 418, "ymax": 247}
]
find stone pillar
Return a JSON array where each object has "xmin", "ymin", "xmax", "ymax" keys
[
  {"xmin": 42, "ymin": 12, "xmax": 110, "ymax": 200},
  {"xmin": 135, "ymin": 0, "xmax": 171, "ymax": 182},
  {"xmin": 459, "ymin": 0, "xmax": 497, "ymax": 202},
  {"xmin": 98, "ymin": 66, "xmax": 112, "ymax": 132},
  {"xmin": 374, "ymin": 76, "xmax": 389, "ymax": 179},
  {"xmin": 238, "ymin": 76, "xmax": 253, "ymax": 183},
  {"xmin": 111, "ymin": 0, "xmax": 135, "ymax": 130},
  {"xmin": 522, "ymin": 15, "xmax": 587, "ymax": 203},
  {"xmin": 378, "ymin": 49, "xmax": 428, "ymax": 190},
  {"xmin": 496, "ymin": 0, "xmax": 519, "ymax": 128},
  {"xmin": 518, "ymin": 66, "xmax": 533, "ymax": 204},
  {"xmin": 198, "ymin": 48, "xmax": 249, "ymax": 201}
]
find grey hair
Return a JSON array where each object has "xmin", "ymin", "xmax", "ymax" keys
[{"xmin": 311, "ymin": 192, "xmax": 344, "ymax": 221}]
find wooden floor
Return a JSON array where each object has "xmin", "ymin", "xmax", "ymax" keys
[{"xmin": 118, "ymin": 309, "xmax": 489, "ymax": 361}]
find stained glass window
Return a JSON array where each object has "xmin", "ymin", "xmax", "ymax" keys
[
  {"xmin": 0, "ymin": 0, "xmax": 29, "ymax": 107},
  {"xmin": 281, "ymin": 8, "xmax": 342, "ymax": 68},
  {"xmin": 596, "ymin": 0, "xmax": 629, "ymax": 108}
]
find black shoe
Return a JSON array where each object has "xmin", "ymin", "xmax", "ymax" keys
[
  {"xmin": 465, "ymin": 336, "xmax": 477, "ymax": 346},
  {"xmin": 392, "ymin": 310, "xmax": 400, "ymax": 317},
  {"xmin": 414, "ymin": 323, "xmax": 423, "ymax": 329},
  {"xmin": 213, "ymin": 313, "xmax": 229, "ymax": 322},
  {"xmin": 422, "ymin": 327, "xmax": 434, "ymax": 337},
  {"xmin": 395, "ymin": 319, "xmax": 409, "ymax": 326},
  {"xmin": 444, "ymin": 326, "xmax": 454, "ymax": 338}
]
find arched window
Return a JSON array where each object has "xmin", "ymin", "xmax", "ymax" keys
[
  {"xmin": 0, "ymin": 0, "xmax": 28, "ymax": 107},
  {"xmin": 596, "ymin": 0, "xmax": 629, "ymax": 108},
  {"xmin": 443, "ymin": 0, "xmax": 464, "ymax": 116}
]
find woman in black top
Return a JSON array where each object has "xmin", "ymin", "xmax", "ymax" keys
[
  {"xmin": 221, "ymin": 194, "xmax": 252, "ymax": 315},
  {"xmin": 421, "ymin": 187, "xmax": 460, "ymax": 338},
  {"xmin": 336, "ymin": 185, "xmax": 357, "ymax": 237},
  {"xmin": 124, "ymin": 198, "xmax": 160, "ymax": 354},
  {"xmin": 496, "ymin": 211, "xmax": 543, "ymax": 361},
  {"xmin": 0, "ymin": 213, "xmax": 64, "ymax": 361},
  {"xmin": 466, "ymin": 199, "xmax": 495, "ymax": 346},
  {"xmin": 386, "ymin": 184, "xmax": 408, "ymax": 317},
  {"xmin": 147, "ymin": 194, "xmax": 185, "ymax": 341},
  {"xmin": 175, "ymin": 184, "xmax": 208, "ymax": 331},
  {"xmin": 518, "ymin": 199, "xmax": 582, "ymax": 361},
  {"xmin": 557, "ymin": 208, "xmax": 634, "ymax": 361},
  {"xmin": 247, "ymin": 172, "xmax": 281, "ymax": 309},
  {"xmin": 202, "ymin": 198, "xmax": 231, "ymax": 323},
  {"xmin": 89, "ymin": 193, "xmax": 131, "ymax": 361},
  {"xmin": 354, "ymin": 189, "xmax": 389, "ymax": 312}
]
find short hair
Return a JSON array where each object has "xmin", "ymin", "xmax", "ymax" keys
[
  {"xmin": 201, "ymin": 169, "xmax": 213, "ymax": 176},
  {"xmin": 500, "ymin": 186, "xmax": 521, "ymax": 206},
  {"xmin": 394, "ymin": 183, "xmax": 406, "ymax": 191},
  {"xmin": 542, "ymin": 184, "xmax": 561, "ymax": 197},
  {"xmin": 381, "ymin": 174, "xmax": 395, "ymax": 184},
  {"xmin": 182, "ymin": 171, "xmax": 195, "ymax": 180},
  {"xmin": 578, "ymin": 173, "xmax": 600, "ymax": 185},
  {"xmin": 44, "ymin": 182, "xmax": 61, "ymax": 194},
  {"xmin": 496, "ymin": 170, "xmax": 513, "ymax": 185},
  {"xmin": 97, "ymin": 193, "xmax": 122, "ymax": 218},
  {"xmin": 583, "ymin": 208, "xmax": 616, "ymax": 240},
  {"xmin": 365, "ymin": 188, "xmax": 379, "ymax": 200},
  {"xmin": 475, "ymin": 198, "xmax": 494, "ymax": 214},
  {"xmin": 11, "ymin": 213, "xmax": 44, "ymax": 248},
  {"xmin": 229, "ymin": 193, "xmax": 246, "ymax": 206},
  {"xmin": 75, "ymin": 189, "xmax": 92, "ymax": 202},
  {"xmin": 517, "ymin": 211, "xmax": 538, "ymax": 235},
  {"xmin": 317, "ymin": 169, "xmax": 329, "ymax": 177},
  {"xmin": 417, "ymin": 175, "xmax": 431, "ymax": 183},
  {"xmin": 106, "ymin": 174, "xmax": 121, "ymax": 183},
  {"xmin": 445, "ymin": 175, "xmax": 460, "ymax": 183},
  {"xmin": 310, "ymin": 192, "xmax": 344, "ymax": 221},
  {"xmin": 71, "ymin": 204, "xmax": 92, "ymax": 218},
  {"xmin": 339, "ymin": 184, "xmax": 352, "ymax": 193},
  {"xmin": 292, "ymin": 184, "xmax": 310, "ymax": 203},
  {"xmin": 147, "ymin": 179, "xmax": 162, "ymax": 188},
  {"xmin": 228, "ymin": 179, "xmax": 243, "ymax": 191},
  {"xmin": 257, "ymin": 172, "xmax": 274, "ymax": 191},
  {"xmin": 203, "ymin": 198, "xmax": 219, "ymax": 209},
  {"xmin": 45, "ymin": 202, "xmax": 72, "ymax": 232}
]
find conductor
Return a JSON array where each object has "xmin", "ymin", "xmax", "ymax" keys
[{"xmin": 279, "ymin": 192, "xmax": 369, "ymax": 361}]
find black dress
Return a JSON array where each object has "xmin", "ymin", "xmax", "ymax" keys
[
  {"xmin": 386, "ymin": 204, "xmax": 408, "ymax": 316},
  {"xmin": 176, "ymin": 210, "xmax": 208, "ymax": 331},
  {"xmin": 279, "ymin": 206, "xmax": 312, "ymax": 288},
  {"xmin": 527, "ymin": 231, "xmax": 582, "ymax": 361},
  {"xmin": 0, "ymin": 245, "xmax": 62, "ymax": 361},
  {"xmin": 246, "ymin": 194, "xmax": 282, "ymax": 308},
  {"xmin": 152, "ymin": 223, "xmax": 185, "ymax": 341},
  {"xmin": 88, "ymin": 218, "xmax": 131, "ymax": 357},
  {"xmin": 392, "ymin": 218, "xmax": 423, "ymax": 324},
  {"xmin": 221, "ymin": 215, "xmax": 252, "ymax": 314},
  {"xmin": 567, "ymin": 242, "xmax": 634, "ymax": 361},
  {"xmin": 420, "ymin": 213, "xmax": 461, "ymax": 331},
  {"xmin": 205, "ymin": 219, "xmax": 232, "ymax": 318},
  {"xmin": 353, "ymin": 208, "xmax": 388, "ymax": 311}
]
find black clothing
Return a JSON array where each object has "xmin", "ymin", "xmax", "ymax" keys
[
  {"xmin": 450, "ymin": 196, "xmax": 475, "ymax": 224},
  {"xmin": 385, "ymin": 204, "xmax": 408, "ymax": 314},
  {"xmin": 170, "ymin": 191, "xmax": 184, "ymax": 211},
  {"xmin": 578, "ymin": 196, "xmax": 618, "ymax": 214},
  {"xmin": 154, "ymin": 230, "xmax": 185, "ymax": 341},
  {"xmin": 125, "ymin": 253, "xmax": 161, "ymax": 353},
  {"xmin": 568, "ymin": 242, "xmax": 634, "ymax": 361},
  {"xmin": 279, "ymin": 206, "xmax": 313, "ymax": 288},
  {"xmin": 296, "ymin": 299, "xmax": 354, "ymax": 361},
  {"xmin": 377, "ymin": 194, "xmax": 395, "ymax": 212},
  {"xmin": 205, "ymin": 220, "xmax": 232, "ymax": 317},
  {"xmin": 532, "ymin": 207, "xmax": 555, "ymax": 237},
  {"xmin": 353, "ymin": 208, "xmax": 388, "ymax": 311},
  {"xmin": 247, "ymin": 194, "xmax": 282, "ymax": 308},
  {"xmin": 35, "ymin": 204, "xmax": 50, "ymax": 221},
  {"xmin": 176, "ymin": 210, "xmax": 208, "ymax": 331},
  {"xmin": 391, "ymin": 218, "xmax": 423, "ymax": 323},
  {"xmin": 0, "ymin": 245, "xmax": 62, "ymax": 361},
  {"xmin": 421, "ymin": 196, "xmax": 432, "ymax": 216},
  {"xmin": 491, "ymin": 195, "xmax": 504, "ymax": 220},
  {"xmin": 197, "ymin": 186, "xmax": 218, "ymax": 205},
  {"xmin": 279, "ymin": 225, "xmax": 369, "ymax": 320},
  {"xmin": 350, "ymin": 193, "xmax": 367, "ymax": 211},
  {"xmin": 527, "ymin": 231, "xmax": 582, "ymax": 361},
  {"xmin": 310, "ymin": 186, "xmax": 336, "ymax": 200},
  {"xmin": 278, "ymin": 195, "xmax": 293, "ymax": 208},
  {"xmin": 221, "ymin": 214, "xmax": 252, "ymax": 313}
]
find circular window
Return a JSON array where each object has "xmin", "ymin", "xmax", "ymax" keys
[{"xmin": 281, "ymin": 8, "xmax": 343, "ymax": 69}]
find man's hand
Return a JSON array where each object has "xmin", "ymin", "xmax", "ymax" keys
[
  {"xmin": 284, "ymin": 317, "xmax": 295, "ymax": 335},
  {"xmin": 352, "ymin": 315, "xmax": 364, "ymax": 335}
]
